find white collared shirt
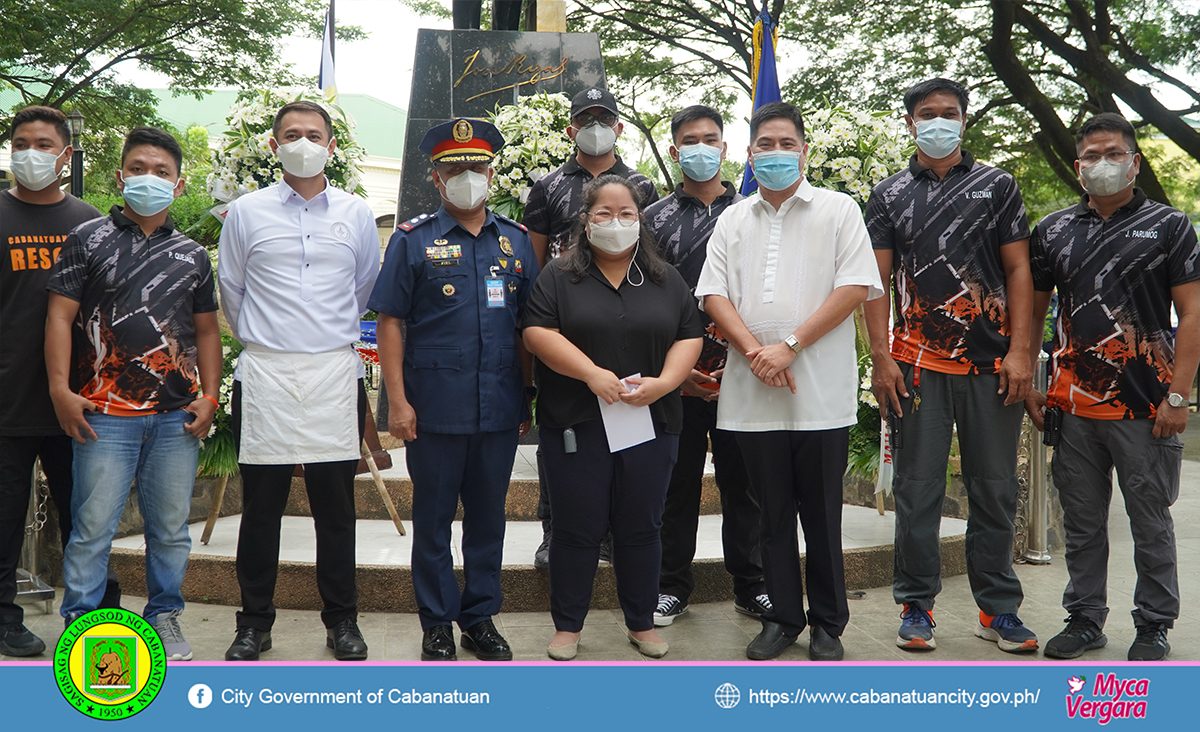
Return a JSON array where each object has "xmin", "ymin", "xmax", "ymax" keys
[
  {"xmin": 217, "ymin": 179, "xmax": 380, "ymax": 367},
  {"xmin": 695, "ymin": 179, "xmax": 885, "ymax": 431}
]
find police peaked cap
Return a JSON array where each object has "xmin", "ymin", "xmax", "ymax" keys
[{"xmin": 421, "ymin": 118, "xmax": 506, "ymax": 164}]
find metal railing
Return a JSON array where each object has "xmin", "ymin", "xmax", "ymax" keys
[{"xmin": 1014, "ymin": 352, "xmax": 1052, "ymax": 564}]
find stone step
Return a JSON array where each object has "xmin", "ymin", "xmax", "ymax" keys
[
  {"xmin": 204, "ymin": 445, "xmax": 723, "ymax": 523},
  {"xmin": 108, "ymin": 508, "xmax": 968, "ymax": 613}
]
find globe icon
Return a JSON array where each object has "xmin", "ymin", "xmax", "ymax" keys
[{"xmin": 714, "ymin": 682, "xmax": 741, "ymax": 709}]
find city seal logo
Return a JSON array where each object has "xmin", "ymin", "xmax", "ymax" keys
[
  {"xmin": 331, "ymin": 222, "xmax": 352, "ymax": 241},
  {"xmin": 55, "ymin": 609, "xmax": 166, "ymax": 720}
]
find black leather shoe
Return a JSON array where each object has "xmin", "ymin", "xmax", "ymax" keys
[
  {"xmin": 326, "ymin": 618, "xmax": 368, "ymax": 661},
  {"xmin": 746, "ymin": 621, "xmax": 798, "ymax": 660},
  {"xmin": 422, "ymin": 625, "xmax": 457, "ymax": 661},
  {"xmin": 534, "ymin": 522, "xmax": 551, "ymax": 568},
  {"xmin": 0, "ymin": 623, "xmax": 46, "ymax": 657},
  {"xmin": 461, "ymin": 619, "xmax": 513, "ymax": 661},
  {"xmin": 225, "ymin": 627, "xmax": 272, "ymax": 661},
  {"xmin": 808, "ymin": 626, "xmax": 844, "ymax": 661}
]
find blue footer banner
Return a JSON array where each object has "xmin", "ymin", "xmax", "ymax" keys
[{"xmin": 3, "ymin": 661, "xmax": 1196, "ymax": 729}]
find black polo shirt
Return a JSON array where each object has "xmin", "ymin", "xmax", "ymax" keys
[
  {"xmin": 519, "ymin": 256, "xmax": 704, "ymax": 433},
  {"xmin": 1031, "ymin": 189, "xmax": 1200, "ymax": 419},
  {"xmin": 646, "ymin": 181, "xmax": 742, "ymax": 376},
  {"xmin": 865, "ymin": 150, "xmax": 1029, "ymax": 375},
  {"xmin": 46, "ymin": 206, "xmax": 218, "ymax": 415},
  {"xmin": 522, "ymin": 154, "xmax": 660, "ymax": 260}
]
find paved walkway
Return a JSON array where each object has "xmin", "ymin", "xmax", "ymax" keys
[{"xmin": 7, "ymin": 450, "xmax": 1198, "ymax": 663}]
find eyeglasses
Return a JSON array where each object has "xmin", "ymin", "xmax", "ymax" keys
[
  {"xmin": 574, "ymin": 113, "xmax": 618, "ymax": 128},
  {"xmin": 588, "ymin": 210, "xmax": 639, "ymax": 224},
  {"xmin": 1078, "ymin": 150, "xmax": 1135, "ymax": 165}
]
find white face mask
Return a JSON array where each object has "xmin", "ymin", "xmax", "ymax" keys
[
  {"xmin": 574, "ymin": 122, "xmax": 617, "ymax": 156},
  {"xmin": 275, "ymin": 138, "xmax": 330, "ymax": 178},
  {"xmin": 1079, "ymin": 157, "xmax": 1135, "ymax": 197},
  {"xmin": 10, "ymin": 148, "xmax": 66, "ymax": 191},
  {"xmin": 441, "ymin": 169, "xmax": 489, "ymax": 210},
  {"xmin": 588, "ymin": 219, "xmax": 639, "ymax": 254}
]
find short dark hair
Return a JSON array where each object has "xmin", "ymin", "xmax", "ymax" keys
[
  {"xmin": 670, "ymin": 105, "xmax": 724, "ymax": 141},
  {"xmin": 273, "ymin": 101, "xmax": 334, "ymax": 140},
  {"xmin": 749, "ymin": 101, "xmax": 804, "ymax": 143},
  {"xmin": 1076, "ymin": 112, "xmax": 1137, "ymax": 152},
  {"xmin": 562, "ymin": 174, "xmax": 668, "ymax": 285},
  {"xmin": 120, "ymin": 127, "xmax": 184, "ymax": 175},
  {"xmin": 903, "ymin": 78, "xmax": 970, "ymax": 116},
  {"xmin": 11, "ymin": 106, "xmax": 72, "ymax": 147}
]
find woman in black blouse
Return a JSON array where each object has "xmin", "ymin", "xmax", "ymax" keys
[{"xmin": 521, "ymin": 175, "xmax": 703, "ymax": 661}]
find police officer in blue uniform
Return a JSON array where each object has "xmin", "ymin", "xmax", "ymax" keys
[{"xmin": 369, "ymin": 118, "xmax": 539, "ymax": 661}]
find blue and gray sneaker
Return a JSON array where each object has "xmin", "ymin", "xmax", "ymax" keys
[
  {"xmin": 975, "ymin": 611, "xmax": 1038, "ymax": 653},
  {"xmin": 897, "ymin": 604, "xmax": 936, "ymax": 650},
  {"xmin": 151, "ymin": 609, "xmax": 193, "ymax": 661}
]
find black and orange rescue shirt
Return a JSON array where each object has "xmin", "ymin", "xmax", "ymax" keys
[
  {"xmin": 0, "ymin": 190, "xmax": 101, "ymax": 435},
  {"xmin": 46, "ymin": 206, "xmax": 218, "ymax": 416},
  {"xmin": 865, "ymin": 151, "xmax": 1030, "ymax": 375},
  {"xmin": 1031, "ymin": 190, "xmax": 1200, "ymax": 419},
  {"xmin": 646, "ymin": 181, "xmax": 743, "ymax": 380}
]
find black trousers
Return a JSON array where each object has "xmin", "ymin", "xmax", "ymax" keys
[
  {"xmin": 541, "ymin": 419, "xmax": 678, "ymax": 632},
  {"xmin": 736, "ymin": 428, "xmax": 850, "ymax": 638},
  {"xmin": 231, "ymin": 381, "xmax": 366, "ymax": 631},
  {"xmin": 660, "ymin": 397, "xmax": 763, "ymax": 605},
  {"xmin": 0, "ymin": 434, "xmax": 120, "ymax": 625}
]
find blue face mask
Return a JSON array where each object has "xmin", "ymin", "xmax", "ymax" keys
[
  {"xmin": 914, "ymin": 117, "xmax": 963, "ymax": 159},
  {"xmin": 751, "ymin": 150, "xmax": 802, "ymax": 191},
  {"xmin": 677, "ymin": 143, "xmax": 723, "ymax": 182},
  {"xmin": 120, "ymin": 173, "xmax": 178, "ymax": 216}
]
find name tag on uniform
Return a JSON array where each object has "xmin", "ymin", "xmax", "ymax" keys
[
  {"xmin": 426, "ymin": 244, "xmax": 462, "ymax": 268},
  {"xmin": 486, "ymin": 278, "xmax": 505, "ymax": 308}
]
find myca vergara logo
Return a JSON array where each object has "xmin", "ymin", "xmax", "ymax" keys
[
  {"xmin": 1065, "ymin": 672, "xmax": 1149, "ymax": 724},
  {"xmin": 54, "ymin": 609, "xmax": 167, "ymax": 720}
]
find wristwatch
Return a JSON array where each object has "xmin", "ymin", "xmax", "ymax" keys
[
  {"xmin": 783, "ymin": 335, "xmax": 802, "ymax": 354},
  {"xmin": 1167, "ymin": 392, "xmax": 1187, "ymax": 408}
]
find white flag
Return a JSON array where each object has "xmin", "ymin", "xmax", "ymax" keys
[{"xmin": 319, "ymin": 1, "xmax": 337, "ymax": 101}]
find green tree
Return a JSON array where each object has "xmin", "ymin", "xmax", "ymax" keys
[{"xmin": 0, "ymin": 0, "xmax": 364, "ymax": 165}]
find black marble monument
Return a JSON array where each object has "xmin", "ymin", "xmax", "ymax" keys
[{"xmin": 394, "ymin": 29, "xmax": 604, "ymax": 223}]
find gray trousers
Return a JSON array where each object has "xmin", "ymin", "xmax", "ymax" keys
[
  {"xmin": 891, "ymin": 363, "xmax": 1025, "ymax": 615},
  {"xmin": 1052, "ymin": 414, "xmax": 1181, "ymax": 629}
]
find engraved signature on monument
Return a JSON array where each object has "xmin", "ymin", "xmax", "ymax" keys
[{"xmin": 454, "ymin": 50, "xmax": 569, "ymax": 102}]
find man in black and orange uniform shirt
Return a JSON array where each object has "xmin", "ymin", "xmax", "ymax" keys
[
  {"xmin": 864, "ymin": 78, "xmax": 1038, "ymax": 654},
  {"xmin": 522, "ymin": 86, "xmax": 659, "ymax": 566},
  {"xmin": 1028, "ymin": 113, "xmax": 1200, "ymax": 662},
  {"xmin": 0, "ymin": 106, "xmax": 118, "ymax": 659},
  {"xmin": 45, "ymin": 127, "xmax": 221, "ymax": 662},
  {"xmin": 644, "ymin": 105, "xmax": 767, "ymax": 627}
]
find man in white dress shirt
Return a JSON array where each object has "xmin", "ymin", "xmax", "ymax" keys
[
  {"xmin": 696, "ymin": 101, "xmax": 884, "ymax": 662},
  {"xmin": 217, "ymin": 101, "xmax": 380, "ymax": 662}
]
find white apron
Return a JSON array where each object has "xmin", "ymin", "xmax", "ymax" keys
[{"xmin": 237, "ymin": 343, "xmax": 360, "ymax": 465}]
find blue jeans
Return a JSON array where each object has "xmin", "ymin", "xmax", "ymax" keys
[{"xmin": 61, "ymin": 410, "xmax": 198, "ymax": 621}]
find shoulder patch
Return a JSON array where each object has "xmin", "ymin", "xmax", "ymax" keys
[
  {"xmin": 397, "ymin": 214, "xmax": 437, "ymax": 233},
  {"xmin": 495, "ymin": 213, "xmax": 528, "ymax": 232}
]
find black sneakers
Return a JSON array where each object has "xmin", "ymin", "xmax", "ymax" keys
[
  {"xmin": 653, "ymin": 594, "xmax": 688, "ymax": 626},
  {"xmin": 0, "ymin": 622, "xmax": 46, "ymax": 657},
  {"xmin": 1044, "ymin": 615, "xmax": 1108, "ymax": 659},
  {"xmin": 1128, "ymin": 623, "xmax": 1170, "ymax": 661}
]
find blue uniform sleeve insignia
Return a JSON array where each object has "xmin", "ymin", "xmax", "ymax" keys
[
  {"xmin": 495, "ymin": 213, "xmax": 528, "ymax": 232},
  {"xmin": 398, "ymin": 214, "xmax": 437, "ymax": 233}
]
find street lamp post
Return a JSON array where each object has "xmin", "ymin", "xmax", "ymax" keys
[{"xmin": 66, "ymin": 110, "xmax": 85, "ymax": 198}]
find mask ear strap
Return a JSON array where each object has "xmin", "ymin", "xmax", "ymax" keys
[{"xmin": 626, "ymin": 241, "xmax": 645, "ymax": 287}]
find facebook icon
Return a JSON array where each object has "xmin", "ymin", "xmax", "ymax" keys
[{"xmin": 188, "ymin": 683, "xmax": 213, "ymax": 709}]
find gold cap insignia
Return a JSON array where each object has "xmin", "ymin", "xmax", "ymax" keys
[{"xmin": 452, "ymin": 119, "xmax": 474, "ymax": 143}]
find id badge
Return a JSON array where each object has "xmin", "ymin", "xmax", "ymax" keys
[{"xmin": 486, "ymin": 277, "xmax": 505, "ymax": 308}]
